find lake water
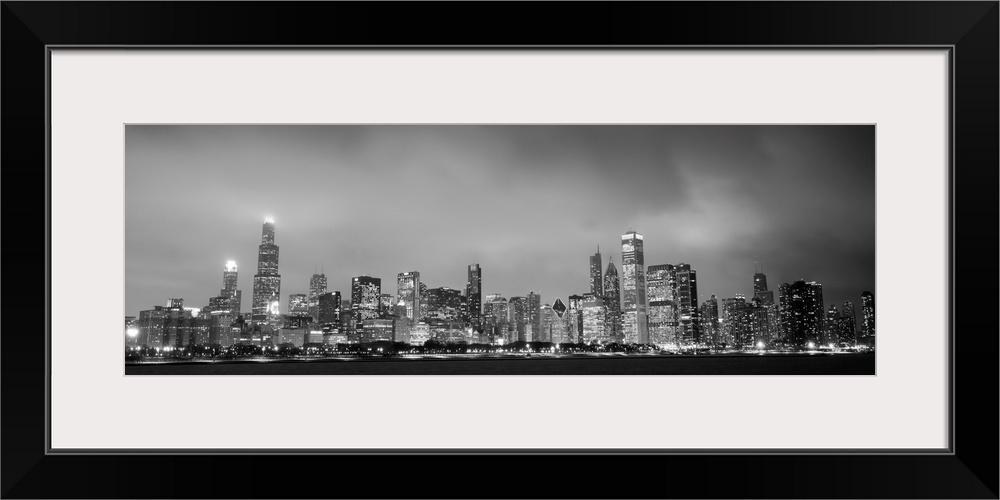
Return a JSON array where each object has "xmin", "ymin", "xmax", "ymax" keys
[{"xmin": 124, "ymin": 352, "xmax": 875, "ymax": 375}]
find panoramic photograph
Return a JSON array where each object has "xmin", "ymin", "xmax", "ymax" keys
[{"xmin": 124, "ymin": 124, "xmax": 876, "ymax": 375}]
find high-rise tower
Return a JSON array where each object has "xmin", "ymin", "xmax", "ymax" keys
[
  {"xmin": 466, "ymin": 264, "xmax": 482, "ymax": 332},
  {"xmin": 778, "ymin": 280, "xmax": 824, "ymax": 347},
  {"xmin": 397, "ymin": 271, "xmax": 421, "ymax": 321},
  {"xmin": 674, "ymin": 263, "xmax": 700, "ymax": 344},
  {"xmin": 251, "ymin": 218, "xmax": 281, "ymax": 321},
  {"xmin": 860, "ymin": 291, "xmax": 875, "ymax": 341},
  {"xmin": 308, "ymin": 272, "xmax": 327, "ymax": 321},
  {"xmin": 589, "ymin": 247, "xmax": 603, "ymax": 297},
  {"xmin": 621, "ymin": 230, "xmax": 648, "ymax": 344},
  {"xmin": 350, "ymin": 276, "xmax": 381, "ymax": 339},
  {"xmin": 647, "ymin": 264, "xmax": 677, "ymax": 346},
  {"xmin": 221, "ymin": 260, "xmax": 241, "ymax": 314},
  {"xmin": 753, "ymin": 261, "xmax": 774, "ymax": 305},
  {"xmin": 603, "ymin": 258, "xmax": 621, "ymax": 343}
]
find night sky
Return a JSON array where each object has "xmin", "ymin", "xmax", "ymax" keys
[{"xmin": 124, "ymin": 125, "xmax": 875, "ymax": 319}]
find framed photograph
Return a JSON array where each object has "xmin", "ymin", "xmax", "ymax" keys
[{"xmin": 3, "ymin": 2, "xmax": 996, "ymax": 498}]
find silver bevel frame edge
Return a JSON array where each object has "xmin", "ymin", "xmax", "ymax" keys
[{"xmin": 43, "ymin": 45, "xmax": 956, "ymax": 456}]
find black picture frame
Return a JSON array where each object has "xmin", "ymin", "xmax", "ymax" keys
[{"xmin": 2, "ymin": 2, "xmax": 996, "ymax": 498}]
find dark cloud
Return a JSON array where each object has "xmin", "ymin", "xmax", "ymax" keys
[{"xmin": 125, "ymin": 125, "xmax": 875, "ymax": 317}]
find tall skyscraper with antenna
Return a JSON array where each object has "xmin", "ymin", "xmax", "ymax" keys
[
  {"xmin": 308, "ymin": 271, "xmax": 327, "ymax": 321},
  {"xmin": 753, "ymin": 260, "xmax": 774, "ymax": 305},
  {"xmin": 251, "ymin": 217, "xmax": 281, "ymax": 321}
]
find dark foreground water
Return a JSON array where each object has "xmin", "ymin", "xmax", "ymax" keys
[{"xmin": 125, "ymin": 352, "xmax": 875, "ymax": 375}]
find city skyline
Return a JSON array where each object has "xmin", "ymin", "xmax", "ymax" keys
[{"xmin": 125, "ymin": 125, "xmax": 875, "ymax": 320}]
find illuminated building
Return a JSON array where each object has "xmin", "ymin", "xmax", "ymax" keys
[
  {"xmin": 699, "ymin": 295, "xmax": 719, "ymax": 346},
  {"xmin": 397, "ymin": 271, "xmax": 421, "ymax": 321},
  {"xmin": 205, "ymin": 261, "xmax": 242, "ymax": 346},
  {"xmin": 418, "ymin": 282, "xmax": 429, "ymax": 319},
  {"xmin": 409, "ymin": 322, "xmax": 431, "ymax": 346},
  {"xmin": 308, "ymin": 272, "xmax": 327, "ymax": 321},
  {"xmin": 551, "ymin": 298, "xmax": 568, "ymax": 344},
  {"xmin": 567, "ymin": 294, "xmax": 585, "ymax": 343},
  {"xmin": 539, "ymin": 302, "xmax": 569, "ymax": 344},
  {"xmin": 288, "ymin": 294, "xmax": 309, "ymax": 316},
  {"xmin": 317, "ymin": 291, "xmax": 341, "ymax": 326},
  {"xmin": 860, "ymin": 291, "xmax": 875, "ymax": 342},
  {"xmin": 527, "ymin": 291, "xmax": 541, "ymax": 342},
  {"xmin": 620, "ymin": 230, "xmax": 648, "ymax": 344},
  {"xmin": 753, "ymin": 263, "xmax": 774, "ymax": 305},
  {"xmin": 221, "ymin": 260, "xmax": 242, "ymax": 314},
  {"xmin": 722, "ymin": 295, "xmax": 752, "ymax": 348},
  {"xmin": 423, "ymin": 287, "xmax": 466, "ymax": 323},
  {"xmin": 647, "ymin": 264, "xmax": 677, "ymax": 346},
  {"xmin": 466, "ymin": 264, "xmax": 482, "ymax": 332},
  {"xmin": 603, "ymin": 258, "xmax": 621, "ymax": 342},
  {"xmin": 581, "ymin": 295, "xmax": 608, "ymax": 344},
  {"xmin": 351, "ymin": 276, "xmax": 381, "ymax": 341},
  {"xmin": 125, "ymin": 316, "xmax": 138, "ymax": 349},
  {"xmin": 674, "ymin": 264, "xmax": 700, "ymax": 344},
  {"xmin": 509, "ymin": 296, "xmax": 528, "ymax": 342},
  {"xmin": 393, "ymin": 300, "xmax": 411, "ymax": 344},
  {"xmin": 380, "ymin": 293, "xmax": 394, "ymax": 317},
  {"xmin": 482, "ymin": 294, "xmax": 509, "ymax": 344},
  {"xmin": 842, "ymin": 300, "xmax": 858, "ymax": 344},
  {"xmin": 138, "ymin": 301, "xmax": 210, "ymax": 349},
  {"xmin": 589, "ymin": 247, "xmax": 603, "ymax": 297},
  {"xmin": 251, "ymin": 218, "xmax": 281, "ymax": 321},
  {"xmin": 751, "ymin": 297, "xmax": 779, "ymax": 348},
  {"xmin": 361, "ymin": 319, "xmax": 395, "ymax": 343},
  {"xmin": 778, "ymin": 280, "xmax": 825, "ymax": 347},
  {"xmin": 824, "ymin": 304, "xmax": 841, "ymax": 345}
]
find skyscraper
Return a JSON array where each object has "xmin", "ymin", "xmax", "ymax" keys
[
  {"xmin": 466, "ymin": 264, "xmax": 482, "ymax": 332},
  {"xmin": 482, "ymin": 294, "xmax": 509, "ymax": 344},
  {"xmin": 824, "ymin": 304, "xmax": 841, "ymax": 346},
  {"xmin": 582, "ymin": 295, "xmax": 608, "ymax": 344},
  {"xmin": 567, "ymin": 294, "xmax": 585, "ymax": 344},
  {"xmin": 317, "ymin": 291, "xmax": 341, "ymax": 326},
  {"xmin": 350, "ymin": 276, "xmax": 381, "ymax": 339},
  {"xmin": 509, "ymin": 296, "xmax": 528, "ymax": 342},
  {"xmin": 700, "ymin": 295, "xmax": 719, "ymax": 346},
  {"xmin": 251, "ymin": 218, "xmax": 281, "ymax": 321},
  {"xmin": 753, "ymin": 263, "xmax": 774, "ymax": 305},
  {"xmin": 397, "ymin": 271, "xmax": 421, "ymax": 321},
  {"xmin": 675, "ymin": 263, "xmax": 700, "ymax": 344},
  {"xmin": 778, "ymin": 280, "xmax": 825, "ymax": 347},
  {"xmin": 842, "ymin": 300, "xmax": 858, "ymax": 343},
  {"xmin": 860, "ymin": 291, "xmax": 875, "ymax": 341},
  {"xmin": 308, "ymin": 272, "xmax": 327, "ymax": 321},
  {"xmin": 221, "ymin": 260, "xmax": 241, "ymax": 314},
  {"xmin": 603, "ymin": 258, "xmax": 621, "ymax": 343},
  {"xmin": 589, "ymin": 247, "xmax": 603, "ymax": 297},
  {"xmin": 527, "ymin": 291, "xmax": 541, "ymax": 342},
  {"xmin": 647, "ymin": 264, "xmax": 677, "ymax": 346},
  {"xmin": 620, "ymin": 230, "xmax": 648, "ymax": 344}
]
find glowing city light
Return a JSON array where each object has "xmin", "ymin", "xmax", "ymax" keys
[
  {"xmin": 126, "ymin": 327, "xmax": 139, "ymax": 338},
  {"xmin": 225, "ymin": 260, "xmax": 237, "ymax": 272},
  {"xmin": 264, "ymin": 216, "xmax": 274, "ymax": 224}
]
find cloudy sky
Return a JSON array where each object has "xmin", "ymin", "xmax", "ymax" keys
[{"xmin": 124, "ymin": 125, "xmax": 875, "ymax": 318}]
